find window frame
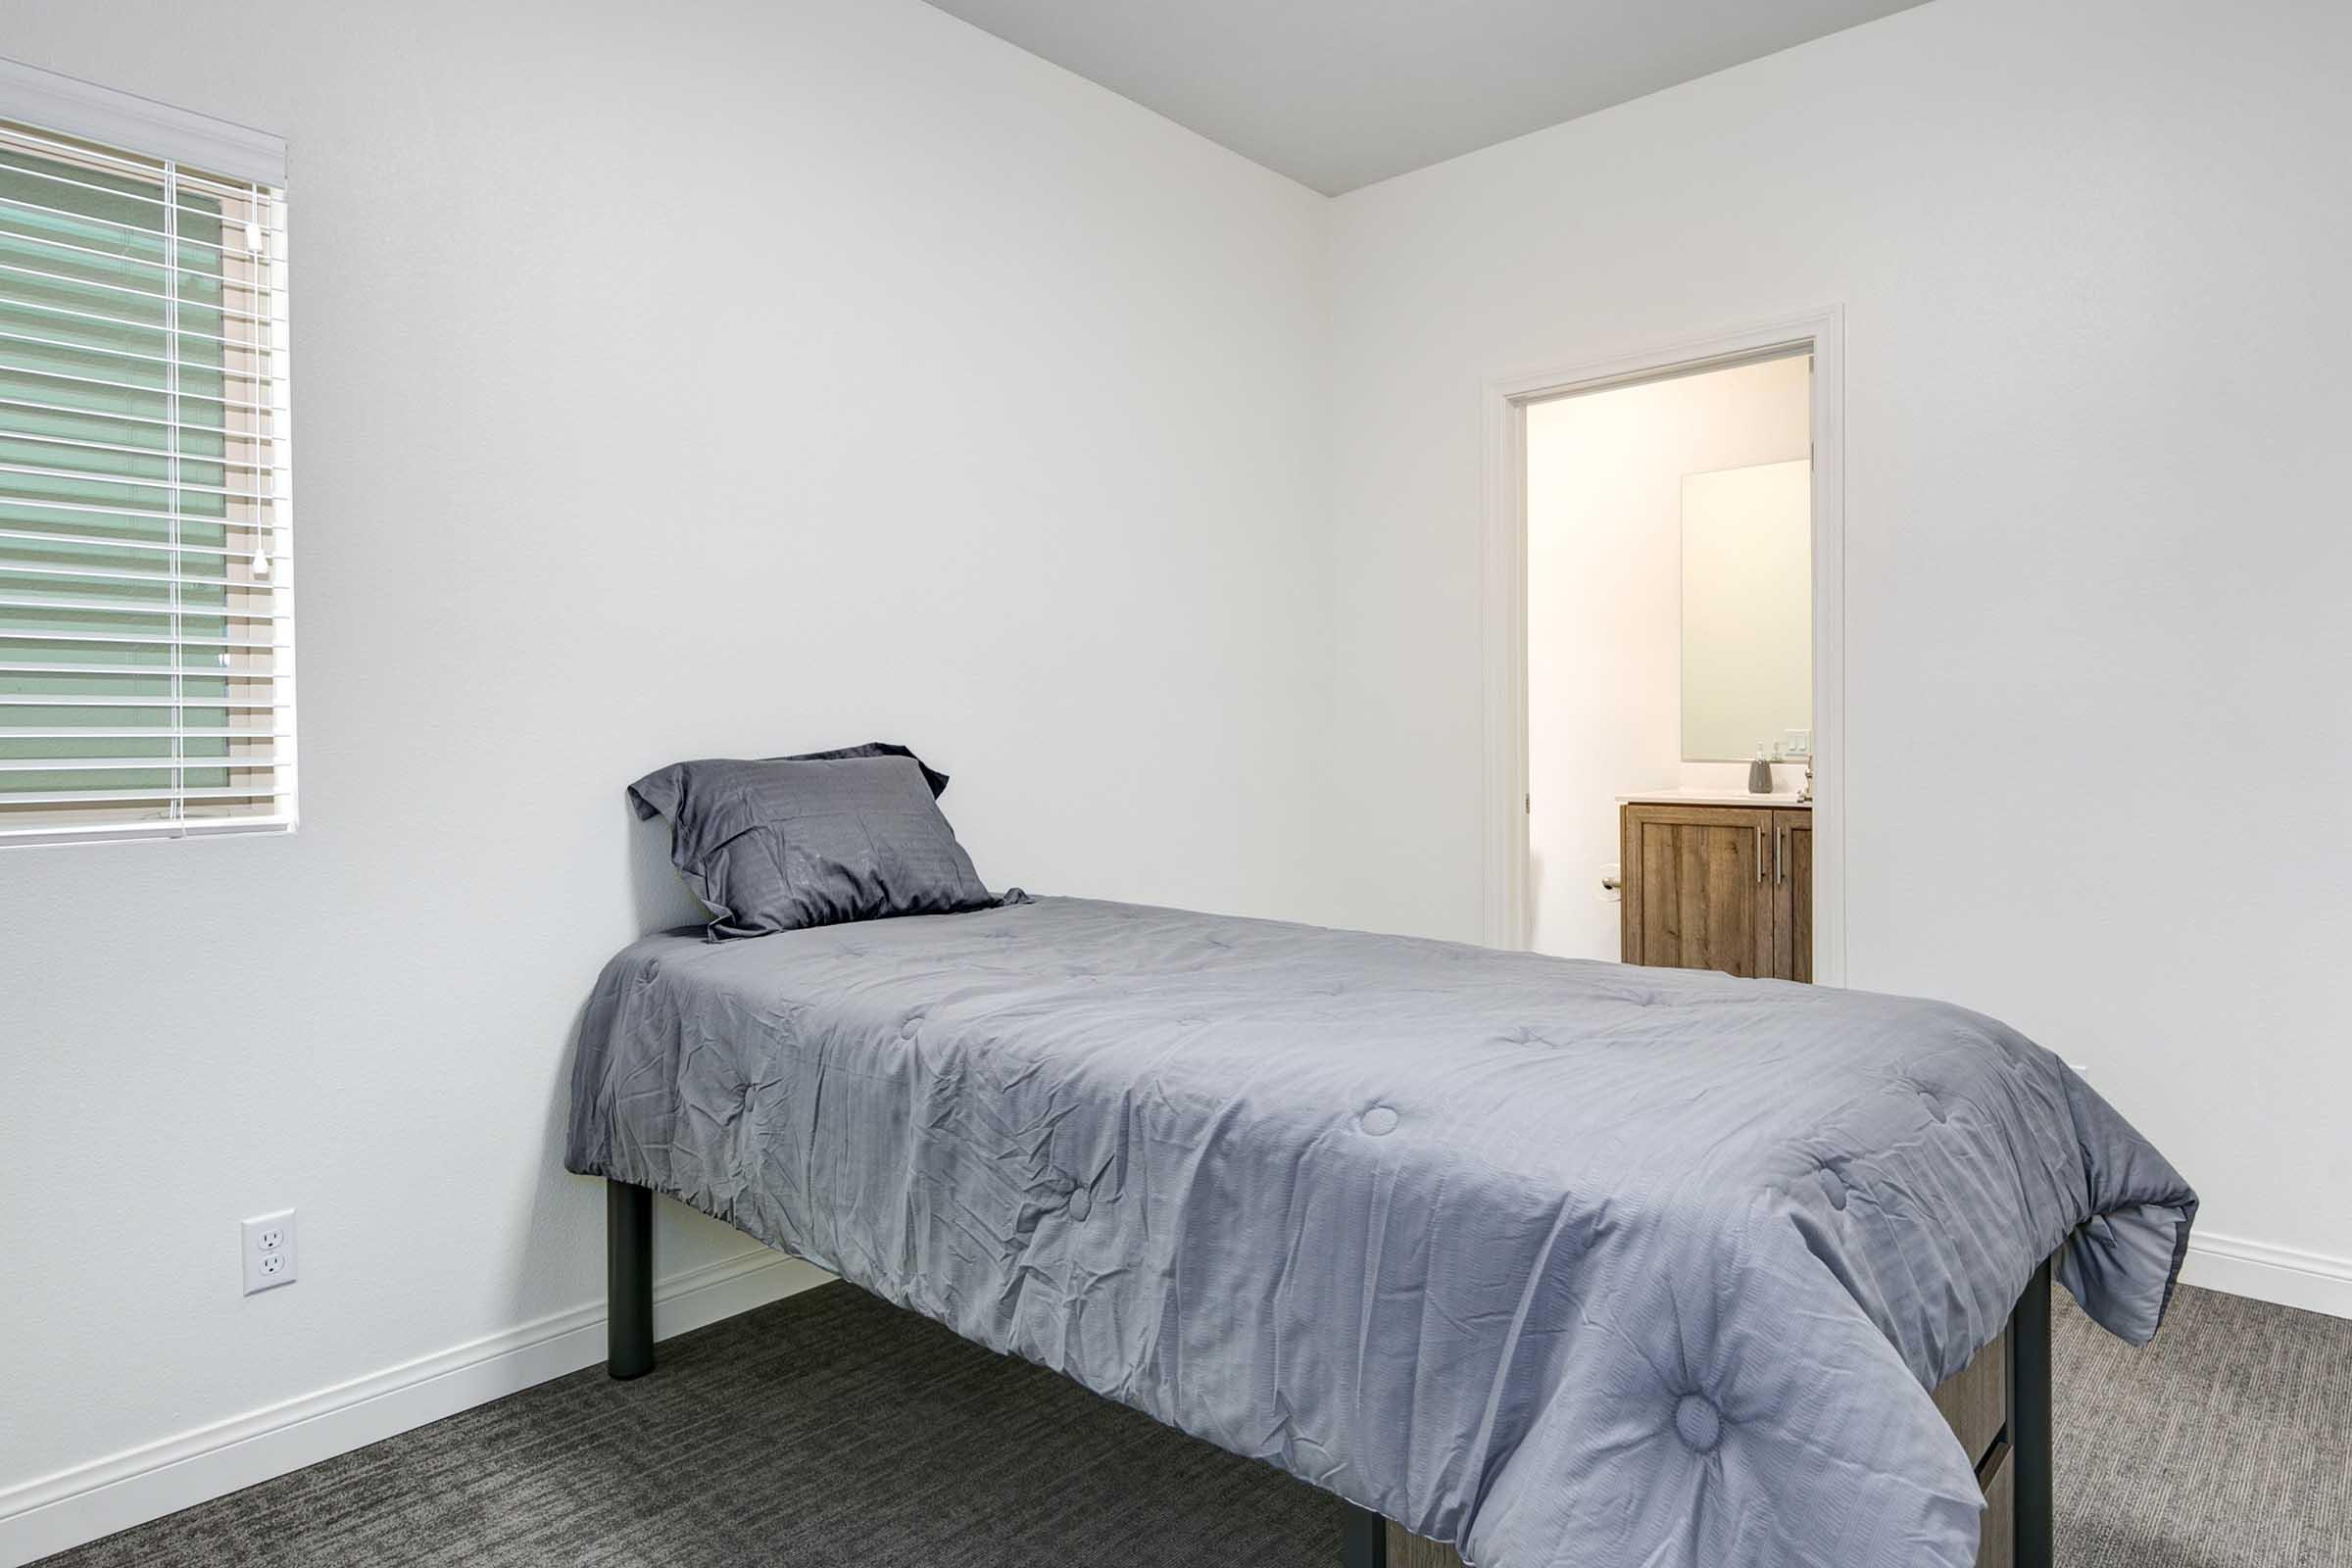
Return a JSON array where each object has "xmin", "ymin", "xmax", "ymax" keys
[{"xmin": 0, "ymin": 57, "xmax": 293, "ymax": 848}]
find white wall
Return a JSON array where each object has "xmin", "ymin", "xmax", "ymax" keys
[
  {"xmin": 1526, "ymin": 358, "xmax": 1808, "ymax": 958},
  {"xmin": 0, "ymin": 0, "xmax": 1332, "ymax": 1548},
  {"xmin": 1327, "ymin": 0, "xmax": 2352, "ymax": 1297}
]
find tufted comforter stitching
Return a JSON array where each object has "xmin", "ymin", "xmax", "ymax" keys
[{"xmin": 566, "ymin": 897, "xmax": 2194, "ymax": 1568}]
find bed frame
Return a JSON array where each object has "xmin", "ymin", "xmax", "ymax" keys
[{"xmin": 604, "ymin": 1180, "xmax": 2052, "ymax": 1568}]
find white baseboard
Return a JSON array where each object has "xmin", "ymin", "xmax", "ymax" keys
[
  {"xmin": 0, "ymin": 1250, "xmax": 832, "ymax": 1568},
  {"xmin": 2180, "ymin": 1230, "xmax": 2352, "ymax": 1322}
]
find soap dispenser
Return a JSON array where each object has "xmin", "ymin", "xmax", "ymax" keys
[{"xmin": 1747, "ymin": 745, "xmax": 1774, "ymax": 796}]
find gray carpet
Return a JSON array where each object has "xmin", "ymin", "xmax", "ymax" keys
[{"xmin": 37, "ymin": 1280, "xmax": 2352, "ymax": 1567}]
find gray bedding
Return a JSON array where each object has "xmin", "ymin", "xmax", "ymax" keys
[{"xmin": 565, "ymin": 897, "xmax": 2194, "ymax": 1568}]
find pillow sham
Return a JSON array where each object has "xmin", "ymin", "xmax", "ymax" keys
[
  {"xmin": 753, "ymin": 739, "xmax": 950, "ymax": 799},
  {"xmin": 628, "ymin": 747, "xmax": 1015, "ymax": 939}
]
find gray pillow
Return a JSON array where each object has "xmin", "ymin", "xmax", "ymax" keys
[
  {"xmin": 752, "ymin": 739, "xmax": 951, "ymax": 798},
  {"xmin": 628, "ymin": 750, "xmax": 1015, "ymax": 939}
]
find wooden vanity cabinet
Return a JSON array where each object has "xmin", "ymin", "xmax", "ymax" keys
[{"xmin": 1619, "ymin": 802, "xmax": 1812, "ymax": 981}]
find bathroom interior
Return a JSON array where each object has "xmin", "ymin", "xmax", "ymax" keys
[{"xmin": 1525, "ymin": 352, "xmax": 1816, "ymax": 977}]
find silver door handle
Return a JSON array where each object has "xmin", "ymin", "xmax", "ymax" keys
[
  {"xmin": 1754, "ymin": 825, "xmax": 1764, "ymax": 883},
  {"xmin": 1776, "ymin": 825, "xmax": 1786, "ymax": 885}
]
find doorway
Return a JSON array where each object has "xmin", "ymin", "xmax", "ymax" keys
[{"xmin": 1479, "ymin": 312, "xmax": 1844, "ymax": 983}]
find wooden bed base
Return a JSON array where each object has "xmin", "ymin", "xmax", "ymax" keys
[{"xmin": 604, "ymin": 1181, "xmax": 2052, "ymax": 1568}]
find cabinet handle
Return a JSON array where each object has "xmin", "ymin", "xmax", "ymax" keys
[
  {"xmin": 1754, "ymin": 825, "xmax": 1764, "ymax": 883},
  {"xmin": 1776, "ymin": 824, "xmax": 1786, "ymax": 886}
]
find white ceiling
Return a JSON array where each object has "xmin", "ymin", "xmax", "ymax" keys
[{"xmin": 923, "ymin": 0, "xmax": 1932, "ymax": 195}]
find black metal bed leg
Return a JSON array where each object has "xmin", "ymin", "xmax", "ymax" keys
[
  {"xmin": 2010, "ymin": 1256, "xmax": 2054, "ymax": 1568},
  {"xmin": 608, "ymin": 1180, "xmax": 655, "ymax": 1380},
  {"xmin": 1340, "ymin": 1502, "xmax": 1389, "ymax": 1568}
]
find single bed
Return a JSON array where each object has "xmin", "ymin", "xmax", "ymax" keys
[{"xmin": 565, "ymin": 895, "xmax": 2193, "ymax": 1568}]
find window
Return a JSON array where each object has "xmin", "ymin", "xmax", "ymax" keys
[{"xmin": 0, "ymin": 62, "xmax": 290, "ymax": 846}]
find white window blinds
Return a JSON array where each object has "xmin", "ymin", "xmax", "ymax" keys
[{"xmin": 0, "ymin": 67, "xmax": 292, "ymax": 846}]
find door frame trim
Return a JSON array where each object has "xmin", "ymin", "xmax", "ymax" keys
[{"xmin": 1478, "ymin": 306, "xmax": 1847, "ymax": 985}]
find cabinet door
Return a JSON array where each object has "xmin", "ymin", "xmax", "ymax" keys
[
  {"xmin": 1774, "ymin": 809, "xmax": 1814, "ymax": 983},
  {"xmin": 1620, "ymin": 806, "xmax": 1776, "ymax": 977}
]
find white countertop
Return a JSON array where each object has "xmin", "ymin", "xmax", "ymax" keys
[{"xmin": 1616, "ymin": 789, "xmax": 1812, "ymax": 808}]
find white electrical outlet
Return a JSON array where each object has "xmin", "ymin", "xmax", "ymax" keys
[{"xmin": 242, "ymin": 1208, "xmax": 298, "ymax": 1295}]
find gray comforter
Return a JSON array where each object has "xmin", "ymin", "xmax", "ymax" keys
[{"xmin": 565, "ymin": 897, "xmax": 2194, "ymax": 1568}]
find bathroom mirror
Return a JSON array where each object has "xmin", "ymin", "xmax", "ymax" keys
[{"xmin": 1681, "ymin": 458, "xmax": 1812, "ymax": 762}]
